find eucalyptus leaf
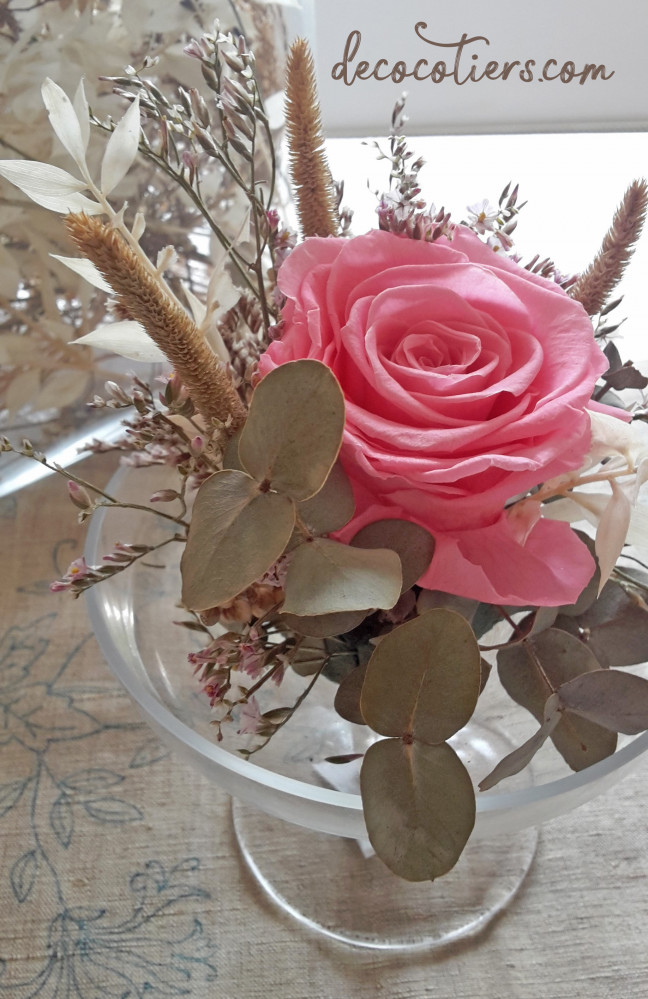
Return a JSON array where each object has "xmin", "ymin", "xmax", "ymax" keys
[
  {"xmin": 297, "ymin": 460, "xmax": 355, "ymax": 535},
  {"xmin": 498, "ymin": 630, "xmax": 617, "ymax": 771},
  {"xmin": 322, "ymin": 652, "xmax": 359, "ymax": 684},
  {"xmin": 416, "ymin": 589, "xmax": 478, "ymax": 623},
  {"xmin": 290, "ymin": 638, "xmax": 326, "ymax": 677},
  {"xmin": 181, "ymin": 469, "xmax": 295, "ymax": 611},
  {"xmin": 479, "ymin": 693, "xmax": 561, "ymax": 791},
  {"xmin": 282, "ymin": 608, "xmax": 368, "ymax": 639},
  {"xmin": 282, "ymin": 537, "xmax": 401, "ymax": 616},
  {"xmin": 479, "ymin": 658, "xmax": 492, "ymax": 695},
  {"xmin": 238, "ymin": 360, "xmax": 345, "ymax": 501},
  {"xmin": 334, "ymin": 664, "xmax": 368, "ymax": 725},
  {"xmin": 471, "ymin": 602, "xmax": 509, "ymax": 640},
  {"xmin": 361, "ymin": 610, "xmax": 481, "ymax": 744},
  {"xmin": 557, "ymin": 670, "xmax": 648, "ymax": 735},
  {"xmin": 555, "ymin": 580, "xmax": 648, "ymax": 668},
  {"xmin": 221, "ymin": 429, "xmax": 244, "ymax": 471},
  {"xmin": 360, "ymin": 739, "xmax": 475, "ymax": 881},
  {"xmin": 352, "ymin": 520, "xmax": 435, "ymax": 592}
]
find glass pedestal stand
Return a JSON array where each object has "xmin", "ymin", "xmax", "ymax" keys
[
  {"xmin": 85, "ymin": 468, "xmax": 648, "ymax": 955},
  {"xmin": 233, "ymin": 797, "xmax": 538, "ymax": 952}
]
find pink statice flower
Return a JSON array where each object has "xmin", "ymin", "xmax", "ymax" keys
[{"xmin": 50, "ymin": 558, "xmax": 91, "ymax": 593}]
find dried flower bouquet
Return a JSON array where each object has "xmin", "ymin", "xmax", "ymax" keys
[{"xmin": 3, "ymin": 28, "xmax": 648, "ymax": 882}]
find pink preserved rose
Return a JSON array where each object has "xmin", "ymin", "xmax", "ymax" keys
[{"xmin": 259, "ymin": 227, "xmax": 612, "ymax": 606}]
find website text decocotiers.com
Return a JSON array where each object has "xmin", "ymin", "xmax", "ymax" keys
[{"xmin": 331, "ymin": 24, "xmax": 615, "ymax": 87}]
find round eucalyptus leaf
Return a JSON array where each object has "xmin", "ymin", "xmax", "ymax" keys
[
  {"xmin": 360, "ymin": 610, "xmax": 481, "ymax": 744},
  {"xmin": 221, "ymin": 428, "xmax": 244, "ymax": 471},
  {"xmin": 180, "ymin": 469, "xmax": 295, "ymax": 611},
  {"xmin": 238, "ymin": 360, "xmax": 345, "ymax": 501},
  {"xmin": 282, "ymin": 537, "xmax": 402, "ymax": 616},
  {"xmin": 282, "ymin": 608, "xmax": 368, "ymax": 639},
  {"xmin": 290, "ymin": 638, "xmax": 326, "ymax": 677},
  {"xmin": 352, "ymin": 519, "xmax": 435, "ymax": 592},
  {"xmin": 360, "ymin": 739, "xmax": 475, "ymax": 882},
  {"xmin": 557, "ymin": 669, "xmax": 648, "ymax": 735},
  {"xmin": 498, "ymin": 629, "xmax": 617, "ymax": 770},
  {"xmin": 556, "ymin": 580, "xmax": 648, "ymax": 667},
  {"xmin": 334, "ymin": 664, "xmax": 368, "ymax": 725},
  {"xmin": 297, "ymin": 460, "xmax": 355, "ymax": 536}
]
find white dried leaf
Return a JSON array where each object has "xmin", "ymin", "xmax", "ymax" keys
[
  {"xmin": 206, "ymin": 209, "xmax": 249, "ymax": 313},
  {"xmin": 588, "ymin": 410, "xmax": 647, "ymax": 465},
  {"xmin": 132, "ymin": 212, "xmax": 146, "ymax": 242},
  {"xmin": 50, "ymin": 254, "xmax": 113, "ymax": 294},
  {"xmin": 156, "ymin": 244, "xmax": 178, "ymax": 273},
  {"xmin": 181, "ymin": 281, "xmax": 206, "ymax": 325},
  {"xmin": 0, "ymin": 160, "xmax": 100, "ymax": 214},
  {"xmin": 41, "ymin": 78, "xmax": 89, "ymax": 177},
  {"xmin": 73, "ymin": 78, "xmax": 90, "ymax": 153},
  {"xmin": 73, "ymin": 321, "xmax": 166, "ymax": 362},
  {"xmin": 595, "ymin": 480, "xmax": 631, "ymax": 592},
  {"xmin": 541, "ymin": 496, "xmax": 593, "ymax": 525},
  {"xmin": 100, "ymin": 94, "xmax": 141, "ymax": 195}
]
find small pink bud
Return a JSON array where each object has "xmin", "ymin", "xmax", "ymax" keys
[
  {"xmin": 67, "ymin": 481, "xmax": 92, "ymax": 510},
  {"xmin": 150, "ymin": 489, "xmax": 180, "ymax": 503}
]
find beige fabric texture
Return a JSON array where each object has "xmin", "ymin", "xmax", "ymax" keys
[{"xmin": 0, "ymin": 458, "xmax": 647, "ymax": 999}]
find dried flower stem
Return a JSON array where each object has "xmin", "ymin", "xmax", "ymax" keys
[
  {"xmin": 570, "ymin": 179, "xmax": 648, "ymax": 315},
  {"xmin": 65, "ymin": 214, "xmax": 246, "ymax": 430},
  {"xmin": 285, "ymin": 39, "xmax": 338, "ymax": 239}
]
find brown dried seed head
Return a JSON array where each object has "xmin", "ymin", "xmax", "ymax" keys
[
  {"xmin": 65, "ymin": 213, "xmax": 245, "ymax": 430},
  {"xmin": 570, "ymin": 179, "xmax": 648, "ymax": 316},
  {"xmin": 285, "ymin": 38, "xmax": 339, "ymax": 239}
]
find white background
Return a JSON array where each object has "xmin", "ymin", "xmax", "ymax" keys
[{"xmin": 325, "ymin": 132, "xmax": 648, "ymax": 363}]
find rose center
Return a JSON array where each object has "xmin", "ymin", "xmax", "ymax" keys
[{"xmin": 391, "ymin": 322, "xmax": 482, "ymax": 373}]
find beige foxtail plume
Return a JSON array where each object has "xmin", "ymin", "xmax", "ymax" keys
[
  {"xmin": 285, "ymin": 38, "xmax": 339, "ymax": 239},
  {"xmin": 570, "ymin": 179, "xmax": 648, "ymax": 316},
  {"xmin": 65, "ymin": 213, "xmax": 246, "ymax": 430}
]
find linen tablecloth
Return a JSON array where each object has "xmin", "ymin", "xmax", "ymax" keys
[{"xmin": 1, "ymin": 457, "xmax": 647, "ymax": 999}]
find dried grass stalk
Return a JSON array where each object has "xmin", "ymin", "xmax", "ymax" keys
[
  {"xmin": 65, "ymin": 214, "xmax": 245, "ymax": 430},
  {"xmin": 285, "ymin": 38, "xmax": 338, "ymax": 238},
  {"xmin": 570, "ymin": 179, "xmax": 648, "ymax": 316}
]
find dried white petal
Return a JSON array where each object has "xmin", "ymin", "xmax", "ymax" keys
[
  {"xmin": 181, "ymin": 281, "xmax": 207, "ymax": 324},
  {"xmin": 156, "ymin": 244, "xmax": 178, "ymax": 273},
  {"xmin": 132, "ymin": 212, "xmax": 146, "ymax": 242},
  {"xmin": 72, "ymin": 321, "xmax": 166, "ymax": 362},
  {"xmin": 41, "ymin": 78, "xmax": 89, "ymax": 177},
  {"xmin": 73, "ymin": 78, "xmax": 90, "ymax": 153},
  {"xmin": 50, "ymin": 254, "xmax": 113, "ymax": 294},
  {"xmin": 595, "ymin": 480, "xmax": 632, "ymax": 592},
  {"xmin": 0, "ymin": 160, "xmax": 100, "ymax": 214},
  {"xmin": 100, "ymin": 94, "xmax": 141, "ymax": 195}
]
